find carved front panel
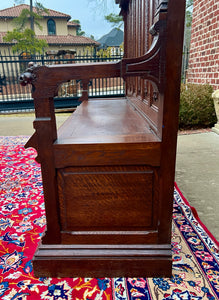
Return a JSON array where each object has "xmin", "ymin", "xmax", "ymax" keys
[{"xmin": 57, "ymin": 166, "xmax": 158, "ymax": 232}]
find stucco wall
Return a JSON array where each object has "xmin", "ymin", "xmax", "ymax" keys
[
  {"xmin": 0, "ymin": 18, "xmax": 70, "ymax": 36},
  {"xmin": 0, "ymin": 19, "xmax": 18, "ymax": 32},
  {"xmin": 68, "ymin": 26, "xmax": 77, "ymax": 36}
]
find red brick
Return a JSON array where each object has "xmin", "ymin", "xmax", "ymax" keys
[{"xmin": 187, "ymin": 0, "xmax": 219, "ymax": 89}]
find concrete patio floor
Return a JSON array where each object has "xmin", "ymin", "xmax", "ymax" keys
[
  {"xmin": 0, "ymin": 113, "xmax": 219, "ymax": 242},
  {"xmin": 176, "ymin": 131, "xmax": 219, "ymax": 242}
]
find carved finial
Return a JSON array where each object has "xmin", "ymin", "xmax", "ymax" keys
[
  {"xmin": 19, "ymin": 71, "xmax": 34, "ymax": 86},
  {"xmin": 19, "ymin": 63, "xmax": 39, "ymax": 86},
  {"xmin": 116, "ymin": 0, "xmax": 129, "ymax": 15},
  {"xmin": 157, "ymin": 0, "xmax": 168, "ymax": 14},
  {"xmin": 149, "ymin": 0, "xmax": 168, "ymax": 36},
  {"xmin": 28, "ymin": 61, "xmax": 35, "ymax": 68}
]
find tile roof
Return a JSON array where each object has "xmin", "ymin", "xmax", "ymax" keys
[
  {"xmin": 0, "ymin": 32, "xmax": 99, "ymax": 46},
  {"xmin": 67, "ymin": 21, "xmax": 80, "ymax": 27},
  {"xmin": 38, "ymin": 35, "xmax": 100, "ymax": 46},
  {"xmin": 0, "ymin": 4, "xmax": 71, "ymax": 20}
]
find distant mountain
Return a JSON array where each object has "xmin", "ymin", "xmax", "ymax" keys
[{"xmin": 97, "ymin": 28, "xmax": 124, "ymax": 48}]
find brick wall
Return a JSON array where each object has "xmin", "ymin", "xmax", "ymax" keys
[{"xmin": 187, "ymin": 0, "xmax": 219, "ymax": 90}]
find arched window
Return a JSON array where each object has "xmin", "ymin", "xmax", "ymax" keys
[{"xmin": 47, "ymin": 19, "xmax": 56, "ymax": 35}]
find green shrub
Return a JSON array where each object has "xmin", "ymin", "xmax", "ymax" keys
[{"xmin": 179, "ymin": 84, "xmax": 216, "ymax": 129}]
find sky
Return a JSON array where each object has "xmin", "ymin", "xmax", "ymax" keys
[{"xmin": 0, "ymin": 0, "xmax": 121, "ymax": 40}]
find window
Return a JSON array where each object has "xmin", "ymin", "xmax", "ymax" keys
[{"xmin": 47, "ymin": 19, "xmax": 56, "ymax": 35}]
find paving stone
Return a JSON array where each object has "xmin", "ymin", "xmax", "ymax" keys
[{"xmin": 176, "ymin": 132, "xmax": 219, "ymax": 242}]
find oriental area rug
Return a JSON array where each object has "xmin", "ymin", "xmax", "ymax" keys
[{"xmin": 0, "ymin": 136, "xmax": 219, "ymax": 300}]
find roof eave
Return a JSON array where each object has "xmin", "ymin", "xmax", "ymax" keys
[{"xmin": 47, "ymin": 43, "xmax": 99, "ymax": 46}]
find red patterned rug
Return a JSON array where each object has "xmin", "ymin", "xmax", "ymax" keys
[{"xmin": 0, "ymin": 136, "xmax": 219, "ymax": 300}]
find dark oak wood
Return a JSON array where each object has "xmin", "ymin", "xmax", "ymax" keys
[
  {"xmin": 33, "ymin": 244, "xmax": 172, "ymax": 278},
  {"xmin": 21, "ymin": 0, "xmax": 185, "ymax": 277}
]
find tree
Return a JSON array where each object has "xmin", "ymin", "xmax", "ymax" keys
[
  {"xmin": 12, "ymin": 6, "xmax": 44, "ymax": 31},
  {"xmin": 14, "ymin": 0, "xmax": 49, "ymax": 32},
  {"xmin": 71, "ymin": 20, "xmax": 85, "ymax": 36},
  {"xmin": 3, "ymin": 28, "xmax": 48, "ymax": 54},
  {"xmin": 3, "ymin": 1, "xmax": 49, "ymax": 53},
  {"xmin": 186, "ymin": 0, "xmax": 193, "ymax": 28},
  {"xmin": 104, "ymin": 13, "xmax": 123, "ymax": 29},
  {"xmin": 184, "ymin": 0, "xmax": 193, "ymax": 48}
]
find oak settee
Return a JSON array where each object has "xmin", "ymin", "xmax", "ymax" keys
[{"xmin": 20, "ymin": 0, "xmax": 185, "ymax": 277}]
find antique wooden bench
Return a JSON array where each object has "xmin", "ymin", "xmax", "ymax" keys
[{"xmin": 20, "ymin": 0, "xmax": 185, "ymax": 277}]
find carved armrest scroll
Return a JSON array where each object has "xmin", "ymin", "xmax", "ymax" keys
[{"xmin": 20, "ymin": 62, "xmax": 121, "ymax": 99}]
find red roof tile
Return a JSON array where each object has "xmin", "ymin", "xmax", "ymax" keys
[
  {"xmin": 38, "ymin": 34, "xmax": 100, "ymax": 46},
  {"xmin": 0, "ymin": 4, "xmax": 71, "ymax": 20},
  {"xmin": 67, "ymin": 21, "xmax": 80, "ymax": 27},
  {"xmin": 0, "ymin": 32, "xmax": 99, "ymax": 46}
]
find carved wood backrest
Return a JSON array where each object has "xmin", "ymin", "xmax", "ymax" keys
[
  {"xmin": 118, "ymin": 0, "xmax": 161, "ymax": 136},
  {"xmin": 119, "ymin": 0, "xmax": 185, "ymax": 139},
  {"xmin": 123, "ymin": 0, "xmax": 158, "ymax": 58}
]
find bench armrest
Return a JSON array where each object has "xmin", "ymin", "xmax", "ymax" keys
[{"xmin": 20, "ymin": 61, "xmax": 121, "ymax": 98}]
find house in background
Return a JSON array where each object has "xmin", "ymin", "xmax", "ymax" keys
[{"xmin": 0, "ymin": 4, "xmax": 99, "ymax": 55}]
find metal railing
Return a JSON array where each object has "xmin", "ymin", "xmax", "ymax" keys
[
  {"xmin": 0, "ymin": 47, "xmax": 189, "ymax": 112},
  {"xmin": 0, "ymin": 49, "xmax": 124, "ymax": 113}
]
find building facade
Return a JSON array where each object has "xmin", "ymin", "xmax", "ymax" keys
[
  {"xmin": 187, "ymin": 0, "xmax": 219, "ymax": 90},
  {"xmin": 0, "ymin": 4, "xmax": 99, "ymax": 55}
]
